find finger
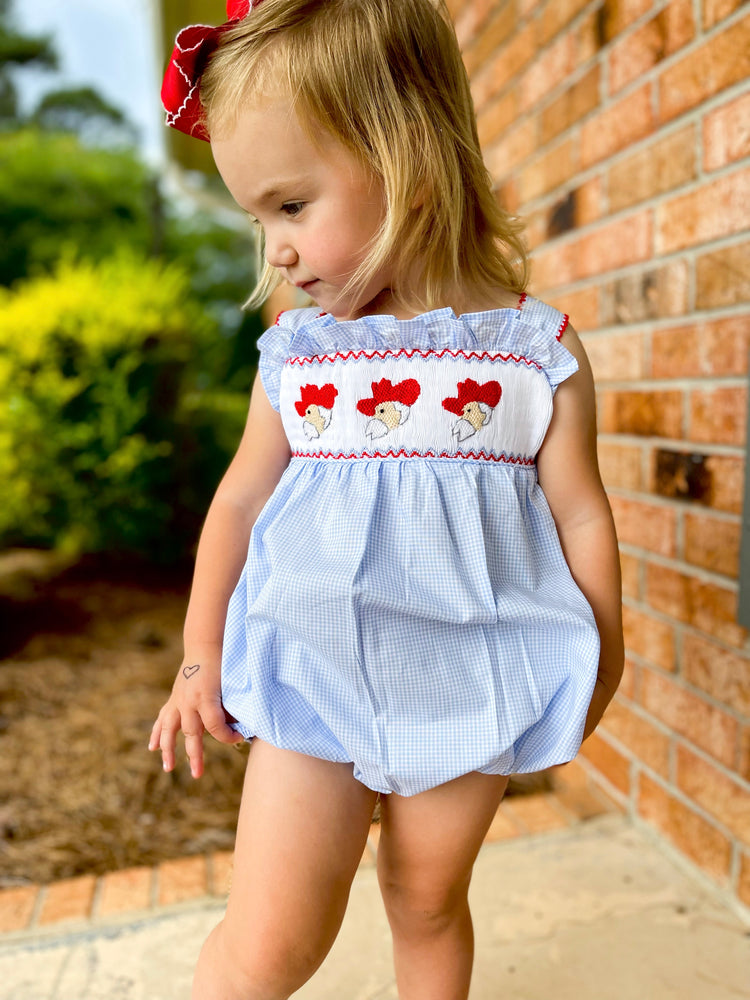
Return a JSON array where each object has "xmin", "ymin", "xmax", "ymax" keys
[
  {"xmin": 148, "ymin": 718, "xmax": 162, "ymax": 752},
  {"xmin": 183, "ymin": 715, "xmax": 205, "ymax": 779},
  {"xmin": 158, "ymin": 713, "xmax": 180, "ymax": 773},
  {"xmin": 201, "ymin": 703, "xmax": 244, "ymax": 745}
]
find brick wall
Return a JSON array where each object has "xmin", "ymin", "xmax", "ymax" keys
[{"xmin": 447, "ymin": 0, "xmax": 750, "ymax": 909}]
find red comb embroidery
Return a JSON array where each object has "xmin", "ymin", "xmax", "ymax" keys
[
  {"xmin": 442, "ymin": 379, "xmax": 502, "ymax": 415},
  {"xmin": 357, "ymin": 378, "xmax": 421, "ymax": 416},
  {"xmin": 295, "ymin": 384, "xmax": 338, "ymax": 416},
  {"xmin": 161, "ymin": 0, "xmax": 259, "ymax": 141}
]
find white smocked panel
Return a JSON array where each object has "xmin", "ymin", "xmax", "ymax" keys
[{"xmin": 279, "ymin": 348, "xmax": 552, "ymax": 463}]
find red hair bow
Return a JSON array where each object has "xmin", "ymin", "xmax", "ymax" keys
[
  {"xmin": 161, "ymin": 0, "xmax": 258, "ymax": 141},
  {"xmin": 442, "ymin": 379, "xmax": 502, "ymax": 415},
  {"xmin": 357, "ymin": 379, "xmax": 421, "ymax": 416}
]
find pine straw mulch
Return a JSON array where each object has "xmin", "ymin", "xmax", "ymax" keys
[
  {"xmin": 0, "ymin": 552, "xmax": 551, "ymax": 889},
  {"xmin": 0, "ymin": 554, "xmax": 249, "ymax": 888}
]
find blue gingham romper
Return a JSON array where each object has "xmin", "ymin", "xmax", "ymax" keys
[{"xmin": 221, "ymin": 295, "xmax": 600, "ymax": 796}]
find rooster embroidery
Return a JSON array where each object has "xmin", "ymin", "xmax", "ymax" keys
[
  {"xmin": 295, "ymin": 383, "xmax": 338, "ymax": 440},
  {"xmin": 357, "ymin": 378, "xmax": 421, "ymax": 440},
  {"xmin": 442, "ymin": 379, "xmax": 502, "ymax": 442}
]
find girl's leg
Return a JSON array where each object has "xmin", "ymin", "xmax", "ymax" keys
[
  {"xmin": 377, "ymin": 771, "xmax": 509, "ymax": 1000},
  {"xmin": 193, "ymin": 739, "xmax": 378, "ymax": 1000}
]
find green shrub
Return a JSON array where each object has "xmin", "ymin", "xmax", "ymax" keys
[{"xmin": 0, "ymin": 252, "xmax": 248, "ymax": 560}]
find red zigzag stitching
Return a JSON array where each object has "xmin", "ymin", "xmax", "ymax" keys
[
  {"xmin": 287, "ymin": 347, "xmax": 545, "ymax": 371},
  {"xmin": 291, "ymin": 449, "xmax": 536, "ymax": 466}
]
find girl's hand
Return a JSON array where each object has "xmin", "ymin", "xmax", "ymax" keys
[{"xmin": 148, "ymin": 651, "xmax": 244, "ymax": 779}]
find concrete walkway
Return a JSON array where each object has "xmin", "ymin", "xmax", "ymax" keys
[{"xmin": 1, "ymin": 813, "xmax": 748, "ymax": 1000}]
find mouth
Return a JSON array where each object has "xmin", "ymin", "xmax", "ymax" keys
[{"xmin": 296, "ymin": 279, "xmax": 319, "ymax": 294}]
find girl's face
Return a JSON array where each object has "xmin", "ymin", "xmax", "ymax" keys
[{"xmin": 211, "ymin": 96, "xmax": 394, "ymax": 321}]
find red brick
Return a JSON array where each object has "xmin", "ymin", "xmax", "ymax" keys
[
  {"xmin": 638, "ymin": 772, "xmax": 732, "ymax": 881},
  {"xmin": 652, "ymin": 316, "xmax": 750, "ymax": 379},
  {"xmin": 689, "ymin": 385, "xmax": 747, "ymax": 447},
  {"xmin": 469, "ymin": 20, "xmax": 537, "ymax": 106},
  {"xmin": 640, "ymin": 668, "xmax": 738, "ymax": 768},
  {"xmin": 657, "ymin": 167, "xmax": 750, "ymax": 253},
  {"xmin": 584, "ymin": 330, "xmax": 645, "ymax": 382},
  {"xmin": 696, "ymin": 240, "xmax": 750, "ymax": 309},
  {"xmin": 622, "ymin": 604, "xmax": 676, "ymax": 671},
  {"xmin": 519, "ymin": 33, "xmax": 575, "ymax": 112},
  {"xmin": 157, "ymin": 855, "xmax": 209, "ymax": 906},
  {"xmin": 703, "ymin": 91, "xmax": 750, "ymax": 171},
  {"xmin": 572, "ymin": 211, "xmax": 653, "ymax": 280},
  {"xmin": 452, "ymin": 0, "xmax": 497, "ymax": 49},
  {"xmin": 0, "ymin": 886, "xmax": 38, "ymax": 933},
  {"xmin": 540, "ymin": 65, "xmax": 601, "ymax": 144},
  {"xmin": 477, "ymin": 88, "xmax": 517, "ymax": 148},
  {"xmin": 599, "ymin": 0, "xmax": 654, "ymax": 43},
  {"xmin": 539, "ymin": 0, "xmax": 593, "ymax": 43},
  {"xmin": 581, "ymin": 85, "xmax": 656, "ymax": 168},
  {"xmin": 461, "ymin": 3, "xmax": 516, "ymax": 75},
  {"xmin": 659, "ymin": 14, "xmax": 750, "ymax": 121},
  {"xmin": 620, "ymin": 552, "xmax": 641, "ymax": 601},
  {"xmin": 530, "ymin": 241, "xmax": 576, "ymax": 293},
  {"xmin": 600, "ymin": 389, "xmax": 683, "ymax": 437},
  {"xmin": 599, "ymin": 698, "xmax": 671, "ymax": 776},
  {"xmin": 609, "ymin": 0, "xmax": 695, "ymax": 93},
  {"xmin": 740, "ymin": 727, "xmax": 750, "ymax": 782},
  {"xmin": 518, "ymin": 137, "xmax": 577, "ymax": 201},
  {"xmin": 546, "ymin": 286, "xmax": 599, "ymax": 332},
  {"xmin": 739, "ymin": 850, "xmax": 750, "ymax": 907},
  {"xmin": 610, "ymin": 496, "xmax": 678, "ymax": 558},
  {"xmin": 704, "ymin": 454, "xmax": 744, "ymax": 514},
  {"xmin": 97, "ymin": 867, "xmax": 152, "ymax": 917},
  {"xmin": 609, "ymin": 126, "xmax": 696, "ymax": 213},
  {"xmin": 501, "ymin": 792, "xmax": 571, "ymax": 833},
  {"xmin": 682, "ymin": 633, "xmax": 750, "ymax": 714},
  {"xmin": 676, "ymin": 745, "xmax": 750, "ymax": 843},
  {"xmin": 579, "ymin": 731, "xmax": 631, "ymax": 794},
  {"xmin": 575, "ymin": 9, "xmax": 605, "ymax": 65},
  {"xmin": 704, "ymin": 0, "xmax": 748, "ymax": 28},
  {"xmin": 484, "ymin": 114, "xmax": 537, "ymax": 179},
  {"xmin": 38, "ymin": 875, "xmax": 96, "ymax": 925},
  {"xmin": 600, "ymin": 260, "xmax": 690, "ymax": 324},
  {"xmin": 684, "ymin": 512, "xmax": 740, "ymax": 578},
  {"xmin": 646, "ymin": 563, "xmax": 746, "ymax": 647},
  {"xmin": 597, "ymin": 440, "xmax": 643, "ymax": 491}
]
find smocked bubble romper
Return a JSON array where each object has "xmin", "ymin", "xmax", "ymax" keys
[{"xmin": 221, "ymin": 295, "xmax": 600, "ymax": 796}]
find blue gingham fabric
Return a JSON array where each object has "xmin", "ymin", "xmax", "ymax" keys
[{"xmin": 221, "ymin": 298, "xmax": 600, "ymax": 796}]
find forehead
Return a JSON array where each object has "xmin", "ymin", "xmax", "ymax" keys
[{"xmin": 210, "ymin": 96, "xmax": 371, "ymax": 212}]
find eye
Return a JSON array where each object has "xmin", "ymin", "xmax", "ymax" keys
[{"xmin": 281, "ymin": 201, "xmax": 304, "ymax": 217}]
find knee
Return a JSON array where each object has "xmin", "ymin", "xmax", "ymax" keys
[
  {"xmin": 378, "ymin": 873, "xmax": 471, "ymax": 940},
  {"xmin": 197, "ymin": 919, "xmax": 323, "ymax": 1000}
]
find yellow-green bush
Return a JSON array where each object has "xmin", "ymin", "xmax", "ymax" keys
[{"xmin": 0, "ymin": 252, "xmax": 241, "ymax": 559}]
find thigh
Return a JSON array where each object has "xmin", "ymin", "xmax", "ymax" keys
[
  {"xmin": 377, "ymin": 772, "xmax": 509, "ymax": 907},
  {"xmin": 222, "ymin": 739, "xmax": 378, "ymax": 961}
]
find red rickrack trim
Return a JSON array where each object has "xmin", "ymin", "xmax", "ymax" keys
[
  {"xmin": 556, "ymin": 314, "xmax": 570, "ymax": 341},
  {"xmin": 287, "ymin": 347, "xmax": 544, "ymax": 372},
  {"xmin": 291, "ymin": 449, "xmax": 536, "ymax": 466},
  {"xmin": 517, "ymin": 292, "xmax": 528, "ymax": 310}
]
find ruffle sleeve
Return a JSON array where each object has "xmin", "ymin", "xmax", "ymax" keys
[{"xmin": 256, "ymin": 308, "xmax": 322, "ymax": 411}]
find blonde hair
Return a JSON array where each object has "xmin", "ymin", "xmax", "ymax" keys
[{"xmin": 200, "ymin": 0, "xmax": 529, "ymax": 313}]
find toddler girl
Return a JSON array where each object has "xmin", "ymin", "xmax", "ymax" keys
[{"xmin": 151, "ymin": 2, "xmax": 624, "ymax": 997}]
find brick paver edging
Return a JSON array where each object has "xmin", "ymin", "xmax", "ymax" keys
[{"xmin": 0, "ymin": 761, "xmax": 619, "ymax": 935}]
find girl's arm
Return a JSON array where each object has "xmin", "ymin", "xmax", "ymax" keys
[
  {"xmin": 149, "ymin": 375, "xmax": 291, "ymax": 777},
  {"xmin": 536, "ymin": 326, "xmax": 624, "ymax": 740}
]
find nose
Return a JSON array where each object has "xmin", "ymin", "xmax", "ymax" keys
[{"xmin": 264, "ymin": 228, "xmax": 298, "ymax": 270}]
